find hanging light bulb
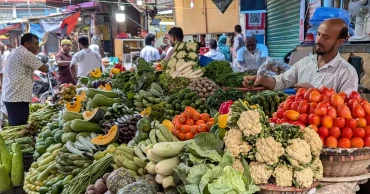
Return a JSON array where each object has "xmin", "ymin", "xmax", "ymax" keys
[
  {"xmin": 78, "ymin": 17, "xmax": 81, "ymax": 21},
  {"xmin": 190, "ymin": 0, "xmax": 194, "ymax": 8},
  {"xmin": 137, "ymin": 0, "xmax": 143, "ymax": 6},
  {"xmin": 120, "ymin": 5, "xmax": 125, "ymax": 10},
  {"xmin": 116, "ymin": 11, "xmax": 126, "ymax": 22}
]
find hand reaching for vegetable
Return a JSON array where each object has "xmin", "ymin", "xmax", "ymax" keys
[
  {"xmin": 294, "ymin": 83, "xmax": 314, "ymax": 90},
  {"xmin": 242, "ymin": 76, "xmax": 257, "ymax": 88}
]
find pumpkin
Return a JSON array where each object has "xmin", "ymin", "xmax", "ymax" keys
[
  {"xmin": 82, "ymin": 108, "xmax": 105, "ymax": 123},
  {"xmin": 75, "ymin": 94, "xmax": 85, "ymax": 102},
  {"xmin": 90, "ymin": 68, "xmax": 102, "ymax": 78},
  {"xmin": 106, "ymin": 168, "xmax": 136, "ymax": 194},
  {"xmin": 98, "ymin": 83, "xmax": 112, "ymax": 91},
  {"xmin": 66, "ymin": 101, "xmax": 82, "ymax": 113},
  {"xmin": 91, "ymin": 125, "xmax": 118, "ymax": 146},
  {"xmin": 117, "ymin": 182, "xmax": 156, "ymax": 194}
]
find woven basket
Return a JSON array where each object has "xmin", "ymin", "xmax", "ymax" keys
[
  {"xmin": 258, "ymin": 181, "xmax": 319, "ymax": 194},
  {"xmin": 0, "ymin": 185, "xmax": 26, "ymax": 194},
  {"xmin": 320, "ymin": 148, "xmax": 370, "ymax": 177},
  {"xmin": 319, "ymin": 171, "xmax": 370, "ymax": 187}
]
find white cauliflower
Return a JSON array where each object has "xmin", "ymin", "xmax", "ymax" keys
[
  {"xmin": 176, "ymin": 51, "xmax": 187, "ymax": 59},
  {"xmin": 177, "ymin": 42, "xmax": 185, "ymax": 50},
  {"xmin": 285, "ymin": 139, "xmax": 312, "ymax": 168},
  {"xmin": 188, "ymin": 52, "xmax": 198, "ymax": 61},
  {"xmin": 237, "ymin": 110, "xmax": 263, "ymax": 137},
  {"xmin": 293, "ymin": 167, "xmax": 314, "ymax": 188},
  {"xmin": 232, "ymin": 159, "xmax": 244, "ymax": 173},
  {"xmin": 250, "ymin": 162, "xmax": 273, "ymax": 184},
  {"xmin": 223, "ymin": 128, "xmax": 251, "ymax": 158},
  {"xmin": 273, "ymin": 164, "xmax": 293, "ymax": 187},
  {"xmin": 171, "ymin": 51, "xmax": 177, "ymax": 59},
  {"xmin": 173, "ymin": 43, "xmax": 180, "ymax": 51},
  {"xmin": 255, "ymin": 137, "xmax": 284, "ymax": 166},
  {"xmin": 186, "ymin": 42, "xmax": 198, "ymax": 52},
  {"xmin": 310, "ymin": 157, "xmax": 323, "ymax": 181},
  {"xmin": 302, "ymin": 127, "xmax": 323, "ymax": 157}
]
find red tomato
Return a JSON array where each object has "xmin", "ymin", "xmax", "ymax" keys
[
  {"xmin": 339, "ymin": 92, "xmax": 348, "ymax": 103},
  {"xmin": 309, "ymin": 102, "xmax": 318, "ymax": 114},
  {"xmin": 292, "ymin": 121, "xmax": 306, "ymax": 129},
  {"xmin": 309, "ymin": 91, "xmax": 321, "ymax": 103},
  {"xmin": 287, "ymin": 95, "xmax": 296, "ymax": 101},
  {"xmin": 315, "ymin": 102, "xmax": 328, "ymax": 116},
  {"xmin": 297, "ymin": 100, "xmax": 309, "ymax": 114},
  {"xmin": 304, "ymin": 88, "xmax": 320, "ymax": 101},
  {"xmin": 351, "ymin": 137, "xmax": 364, "ymax": 148},
  {"xmin": 283, "ymin": 110, "xmax": 300, "ymax": 121},
  {"xmin": 322, "ymin": 99, "xmax": 331, "ymax": 107},
  {"xmin": 320, "ymin": 136, "xmax": 325, "ymax": 144},
  {"xmin": 356, "ymin": 118, "xmax": 367, "ymax": 128},
  {"xmin": 345, "ymin": 118, "xmax": 357, "ymax": 129},
  {"xmin": 338, "ymin": 138, "xmax": 351, "ymax": 148},
  {"xmin": 334, "ymin": 117, "xmax": 346, "ymax": 128},
  {"xmin": 276, "ymin": 119, "xmax": 283, "ymax": 124},
  {"xmin": 278, "ymin": 103, "xmax": 284, "ymax": 109},
  {"xmin": 320, "ymin": 86, "xmax": 335, "ymax": 98},
  {"xmin": 268, "ymin": 118, "xmax": 277, "ymax": 123},
  {"xmin": 277, "ymin": 108, "xmax": 285, "ymax": 119},
  {"xmin": 363, "ymin": 135, "xmax": 370, "ymax": 147},
  {"xmin": 290, "ymin": 101, "xmax": 300, "ymax": 111},
  {"xmin": 364, "ymin": 126, "xmax": 370, "ymax": 136},
  {"xmin": 352, "ymin": 104, "xmax": 365, "ymax": 118},
  {"xmin": 283, "ymin": 99, "xmax": 293, "ymax": 110},
  {"xmin": 321, "ymin": 115, "xmax": 333, "ymax": 128},
  {"xmin": 318, "ymin": 126, "xmax": 329, "ymax": 138},
  {"xmin": 295, "ymin": 88, "xmax": 306, "ymax": 101},
  {"xmin": 353, "ymin": 128, "xmax": 365, "ymax": 138},
  {"xmin": 309, "ymin": 114, "xmax": 321, "ymax": 126},
  {"xmin": 329, "ymin": 126, "xmax": 341, "ymax": 139},
  {"xmin": 337, "ymin": 104, "xmax": 352, "ymax": 119},
  {"xmin": 325, "ymin": 136, "xmax": 338, "ymax": 148},
  {"xmin": 349, "ymin": 91, "xmax": 361, "ymax": 103},
  {"xmin": 327, "ymin": 106, "xmax": 337, "ymax": 119},
  {"xmin": 330, "ymin": 94, "xmax": 345, "ymax": 108},
  {"xmin": 298, "ymin": 114, "xmax": 309, "ymax": 125},
  {"xmin": 309, "ymin": 125, "xmax": 319, "ymax": 133},
  {"xmin": 365, "ymin": 116, "xmax": 370, "ymax": 124},
  {"xmin": 347, "ymin": 99, "xmax": 359, "ymax": 110},
  {"xmin": 341, "ymin": 127, "xmax": 353, "ymax": 139},
  {"xmin": 272, "ymin": 112, "xmax": 278, "ymax": 118},
  {"xmin": 320, "ymin": 94, "xmax": 328, "ymax": 102},
  {"xmin": 360, "ymin": 101, "xmax": 370, "ymax": 116}
]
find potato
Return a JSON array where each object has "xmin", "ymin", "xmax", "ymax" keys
[
  {"xmin": 210, "ymin": 92, "xmax": 215, "ymax": 96},
  {"xmin": 204, "ymin": 83, "xmax": 210, "ymax": 87},
  {"xmin": 199, "ymin": 92, "xmax": 204, "ymax": 97},
  {"xmin": 207, "ymin": 87, "xmax": 213, "ymax": 91},
  {"xmin": 204, "ymin": 93, "xmax": 209, "ymax": 98},
  {"xmin": 197, "ymin": 88, "xmax": 202, "ymax": 93},
  {"xmin": 197, "ymin": 84, "xmax": 203, "ymax": 88},
  {"xmin": 86, "ymin": 185, "xmax": 95, "ymax": 191},
  {"xmin": 202, "ymin": 88, "xmax": 207, "ymax": 93}
]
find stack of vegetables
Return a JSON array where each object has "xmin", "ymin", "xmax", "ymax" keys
[
  {"xmin": 222, "ymin": 99, "xmax": 323, "ymax": 188},
  {"xmin": 245, "ymin": 90, "xmax": 288, "ymax": 117},
  {"xmin": 187, "ymin": 77, "xmax": 219, "ymax": 102},
  {"xmin": 90, "ymin": 80, "xmax": 112, "ymax": 91},
  {"xmin": 206, "ymin": 88, "xmax": 245, "ymax": 115},
  {"xmin": 0, "ymin": 136, "xmax": 24, "ymax": 192},
  {"xmin": 5, "ymin": 137, "xmax": 35, "ymax": 155},
  {"xmin": 29, "ymin": 105, "xmax": 60, "ymax": 129},
  {"xmin": 270, "ymin": 87, "xmax": 370, "ymax": 149},
  {"xmin": 0, "ymin": 124, "xmax": 37, "ymax": 142},
  {"xmin": 159, "ymin": 72, "xmax": 190, "ymax": 95},
  {"xmin": 100, "ymin": 114, "xmax": 142, "ymax": 144},
  {"xmin": 133, "ymin": 82, "xmax": 166, "ymax": 113},
  {"xmin": 203, "ymin": 60, "xmax": 233, "ymax": 86},
  {"xmin": 53, "ymin": 84, "xmax": 78, "ymax": 106},
  {"xmin": 29, "ymin": 104, "xmax": 44, "ymax": 114}
]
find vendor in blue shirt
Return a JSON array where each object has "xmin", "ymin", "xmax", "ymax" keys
[
  {"xmin": 236, "ymin": 33, "xmax": 269, "ymax": 72},
  {"xmin": 204, "ymin": 39, "xmax": 226, "ymax": 61}
]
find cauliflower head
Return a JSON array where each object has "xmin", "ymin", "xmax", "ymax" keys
[
  {"xmin": 293, "ymin": 167, "xmax": 314, "ymax": 188},
  {"xmin": 232, "ymin": 159, "xmax": 244, "ymax": 173},
  {"xmin": 310, "ymin": 157, "xmax": 323, "ymax": 181},
  {"xmin": 176, "ymin": 51, "xmax": 187, "ymax": 60},
  {"xmin": 237, "ymin": 110, "xmax": 263, "ymax": 137},
  {"xmin": 188, "ymin": 52, "xmax": 198, "ymax": 61},
  {"xmin": 255, "ymin": 137, "xmax": 284, "ymax": 166},
  {"xmin": 249, "ymin": 162, "xmax": 273, "ymax": 184},
  {"xmin": 285, "ymin": 139, "xmax": 312, "ymax": 168},
  {"xmin": 302, "ymin": 127, "xmax": 323, "ymax": 157},
  {"xmin": 186, "ymin": 42, "xmax": 198, "ymax": 52},
  {"xmin": 177, "ymin": 42, "xmax": 186, "ymax": 50},
  {"xmin": 224, "ymin": 128, "xmax": 251, "ymax": 158},
  {"xmin": 273, "ymin": 164, "xmax": 293, "ymax": 187}
]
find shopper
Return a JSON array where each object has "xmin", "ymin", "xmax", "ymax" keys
[
  {"xmin": 55, "ymin": 39, "xmax": 75, "ymax": 85},
  {"xmin": 204, "ymin": 39, "xmax": 225, "ymax": 61},
  {"xmin": 198, "ymin": 34, "xmax": 206, "ymax": 48},
  {"xmin": 140, "ymin": 33, "xmax": 160, "ymax": 62},
  {"xmin": 2, "ymin": 33, "xmax": 49, "ymax": 126},
  {"xmin": 233, "ymin": 25, "xmax": 245, "ymax": 59},
  {"xmin": 166, "ymin": 27, "xmax": 184, "ymax": 61},
  {"xmin": 70, "ymin": 36, "xmax": 102, "ymax": 82},
  {"xmin": 236, "ymin": 33, "xmax": 268, "ymax": 72},
  {"xmin": 160, "ymin": 44, "xmax": 170, "ymax": 60},
  {"xmin": 217, "ymin": 35, "xmax": 231, "ymax": 62},
  {"xmin": 245, "ymin": 18, "xmax": 358, "ymax": 94}
]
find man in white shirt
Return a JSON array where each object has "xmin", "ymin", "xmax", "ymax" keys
[
  {"xmin": 204, "ymin": 39, "xmax": 225, "ymax": 61},
  {"xmin": 2, "ymin": 33, "xmax": 49, "ymax": 125},
  {"xmin": 140, "ymin": 33, "xmax": 160, "ymax": 62},
  {"xmin": 70, "ymin": 36, "xmax": 102, "ymax": 82},
  {"xmin": 236, "ymin": 33, "xmax": 268, "ymax": 72}
]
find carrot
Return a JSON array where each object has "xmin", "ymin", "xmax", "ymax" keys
[
  {"xmin": 192, "ymin": 112, "xmax": 201, "ymax": 121},
  {"xmin": 195, "ymin": 120, "xmax": 205, "ymax": 125},
  {"xmin": 186, "ymin": 118, "xmax": 195, "ymax": 126},
  {"xmin": 208, "ymin": 118, "xmax": 214, "ymax": 123},
  {"xmin": 181, "ymin": 125, "xmax": 192, "ymax": 133},
  {"xmin": 198, "ymin": 124, "xmax": 207, "ymax": 132},
  {"xmin": 178, "ymin": 115, "xmax": 187, "ymax": 124},
  {"xmin": 206, "ymin": 122, "xmax": 214, "ymax": 130},
  {"xmin": 200, "ymin": 113, "xmax": 210, "ymax": 122},
  {"xmin": 184, "ymin": 106, "xmax": 197, "ymax": 117}
]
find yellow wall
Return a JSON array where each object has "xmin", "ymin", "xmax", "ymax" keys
[{"xmin": 155, "ymin": 16, "xmax": 174, "ymax": 39}]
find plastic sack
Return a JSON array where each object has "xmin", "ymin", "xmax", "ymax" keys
[
  {"xmin": 257, "ymin": 57, "xmax": 291, "ymax": 77},
  {"xmin": 310, "ymin": 7, "xmax": 350, "ymax": 26},
  {"xmin": 316, "ymin": 182, "xmax": 358, "ymax": 194}
]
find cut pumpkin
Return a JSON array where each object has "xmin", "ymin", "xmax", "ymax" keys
[
  {"xmin": 82, "ymin": 108, "xmax": 105, "ymax": 123},
  {"xmin": 75, "ymin": 94, "xmax": 85, "ymax": 102},
  {"xmin": 91, "ymin": 125, "xmax": 118, "ymax": 145},
  {"xmin": 98, "ymin": 83, "xmax": 112, "ymax": 91},
  {"xmin": 90, "ymin": 68, "xmax": 102, "ymax": 78},
  {"xmin": 66, "ymin": 101, "xmax": 82, "ymax": 113}
]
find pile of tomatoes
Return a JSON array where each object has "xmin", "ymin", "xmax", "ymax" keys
[{"xmin": 269, "ymin": 87, "xmax": 370, "ymax": 149}]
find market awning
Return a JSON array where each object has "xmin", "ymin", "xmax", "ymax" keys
[
  {"xmin": 60, "ymin": 11, "xmax": 80, "ymax": 37},
  {"xmin": 0, "ymin": 23, "xmax": 22, "ymax": 36}
]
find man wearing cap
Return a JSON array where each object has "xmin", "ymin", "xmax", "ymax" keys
[{"xmin": 55, "ymin": 39, "xmax": 75, "ymax": 85}]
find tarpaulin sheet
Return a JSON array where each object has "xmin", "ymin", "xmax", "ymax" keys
[
  {"xmin": 29, "ymin": 23, "xmax": 45, "ymax": 40},
  {"xmin": 61, "ymin": 11, "xmax": 80, "ymax": 37},
  {"xmin": 0, "ymin": 23, "xmax": 21, "ymax": 35},
  {"xmin": 40, "ymin": 15, "xmax": 70, "ymax": 33}
]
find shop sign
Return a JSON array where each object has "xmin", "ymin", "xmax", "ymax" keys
[
  {"xmin": 156, "ymin": 0, "xmax": 174, "ymax": 12},
  {"xmin": 299, "ymin": 0, "xmax": 305, "ymax": 42}
]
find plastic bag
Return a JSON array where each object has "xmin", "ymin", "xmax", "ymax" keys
[
  {"xmin": 316, "ymin": 182, "xmax": 357, "ymax": 194},
  {"xmin": 211, "ymin": 0, "xmax": 233, "ymax": 13},
  {"xmin": 257, "ymin": 57, "xmax": 291, "ymax": 77}
]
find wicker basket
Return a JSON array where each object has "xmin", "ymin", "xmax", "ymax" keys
[
  {"xmin": 258, "ymin": 181, "xmax": 319, "ymax": 194},
  {"xmin": 0, "ymin": 185, "xmax": 26, "ymax": 194},
  {"xmin": 319, "ymin": 171, "xmax": 370, "ymax": 187},
  {"xmin": 23, "ymin": 154, "xmax": 34, "ymax": 172},
  {"xmin": 320, "ymin": 148, "xmax": 370, "ymax": 177}
]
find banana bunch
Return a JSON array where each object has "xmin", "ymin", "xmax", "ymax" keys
[
  {"xmin": 245, "ymin": 91, "xmax": 288, "ymax": 117},
  {"xmin": 55, "ymin": 133, "xmax": 97, "ymax": 176},
  {"xmin": 113, "ymin": 124, "xmax": 178, "ymax": 176},
  {"xmin": 134, "ymin": 83, "xmax": 165, "ymax": 112}
]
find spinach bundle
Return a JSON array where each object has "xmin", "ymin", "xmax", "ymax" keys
[{"xmin": 204, "ymin": 61, "xmax": 233, "ymax": 85}]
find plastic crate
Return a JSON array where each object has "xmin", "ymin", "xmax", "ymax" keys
[
  {"xmin": 23, "ymin": 154, "xmax": 34, "ymax": 172},
  {"xmin": 283, "ymin": 88, "xmax": 296, "ymax": 95},
  {"xmin": 199, "ymin": 55, "xmax": 214, "ymax": 67},
  {"xmin": 310, "ymin": 7, "xmax": 350, "ymax": 26},
  {"xmin": 109, "ymin": 57, "xmax": 119, "ymax": 63}
]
